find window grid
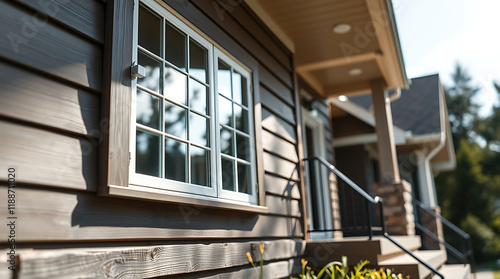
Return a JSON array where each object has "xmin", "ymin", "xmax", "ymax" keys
[
  {"xmin": 216, "ymin": 59, "xmax": 252, "ymax": 195},
  {"xmin": 136, "ymin": 3, "xmax": 211, "ymax": 187},
  {"xmin": 132, "ymin": 0, "xmax": 257, "ymax": 204}
]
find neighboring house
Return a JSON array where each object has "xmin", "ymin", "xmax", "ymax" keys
[
  {"xmin": 0, "ymin": 1, "xmax": 468, "ymax": 279},
  {"xmin": 331, "ymin": 74, "xmax": 456, "ymax": 248},
  {"xmin": 332, "ymin": 74, "xmax": 455, "ymax": 209}
]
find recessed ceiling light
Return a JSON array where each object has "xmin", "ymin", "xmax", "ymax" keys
[
  {"xmin": 333, "ymin": 23, "xmax": 352, "ymax": 34},
  {"xmin": 349, "ymin": 68, "xmax": 362, "ymax": 76},
  {"xmin": 338, "ymin": 95, "xmax": 348, "ymax": 102}
]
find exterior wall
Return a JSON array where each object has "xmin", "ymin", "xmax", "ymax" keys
[{"xmin": 0, "ymin": 0, "xmax": 307, "ymax": 278}]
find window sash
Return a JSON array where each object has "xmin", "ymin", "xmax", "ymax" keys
[{"xmin": 129, "ymin": 0, "xmax": 257, "ymax": 204}]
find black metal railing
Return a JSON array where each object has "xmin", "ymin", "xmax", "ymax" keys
[
  {"xmin": 414, "ymin": 200, "xmax": 476, "ymax": 277},
  {"xmin": 303, "ymin": 157, "xmax": 444, "ymax": 279}
]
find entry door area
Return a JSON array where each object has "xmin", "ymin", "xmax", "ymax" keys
[{"xmin": 302, "ymin": 108, "xmax": 333, "ymax": 239}]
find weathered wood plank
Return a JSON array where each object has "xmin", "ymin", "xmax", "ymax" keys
[
  {"xmin": 0, "ymin": 121, "xmax": 98, "ymax": 191},
  {"xmin": 260, "ymin": 86, "xmax": 296, "ymax": 125},
  {"xmin": 0, "ymin": 2, "xmax": 102, "ymax": 91},
  {"xmin": 188, "ymin": 0, "xmax": 293, "ymax": 88},
  {"xmin": 264, "ymin": 173, "xmax": 301, "ymax": 200},
  {"xmin": 263, "ymin": 152, "xmax": 299, "ymax": 180},
  {"xmin": 262, "ymin": 129, "xmax": 298, "ymax": 163},
  {"xmin": 259, "ymin": 65, "xmax": 294, "ymax": 105},
  {"xmin": 12, "ymin": 239, "xmax": 304, "ymax": 279},
  {"xmin": 0, "ymin": 61, "xmax": 100, "ymax": 137},
  {"xmin": 0, "ymin": 253, "xmax": 13, "ymax": 279},
  {"xmin": 179, "ymin": 258, "xmax": 302, "ymax": 279},
  {"xmin": 265, "ymin": 194, "xmax": 301, "ymax": 217},
  {"xmin": 261, "ymin": 108, "xmax": 297, "ymax": 144},
  {"xmin": 0, "ymin": 186, "xmax": 303, "ymax": 242},
  {"xmin": 12, "ymin": 0, "xmax": 105, "ymax": 43}
]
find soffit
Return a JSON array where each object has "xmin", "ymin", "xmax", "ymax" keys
[{"xmin": 256, "ymin": 0, "xmax": 407, "ymax": 97}]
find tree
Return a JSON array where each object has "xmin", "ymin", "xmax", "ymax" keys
[
  {"xmin": 444, "ymin": 63, "xmax": 480, "ymax": 146},
  {"xmin": 475, "ymin": 81, "xmax": 500, "ymax": 149}
]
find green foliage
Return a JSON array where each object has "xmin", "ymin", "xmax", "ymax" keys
[
  {"xmin": 290, "ymin": 256, "xmax": 407, "ymax": 279},
  {"xmin": 436, "ymin": 63, "xmax": 500, "ymax": 263},
  {"xmin": 461, "ymin": 215, "xmax": 500, "ymax": 261},
  {"xmin": 444, "ymin": 63, "xmax": 480, "ymax": 144}
]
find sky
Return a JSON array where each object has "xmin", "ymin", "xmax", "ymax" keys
[{"xmin": 392, "ymin": 0, "xmax": 500, "ymax": 116}]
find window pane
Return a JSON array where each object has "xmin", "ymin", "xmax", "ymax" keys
[
  {"xmin": 234, "ymin": 105, "xmax": 249, "ymax": 133},
  {"xmin": 233, "ymin": 70, "xmax": 248, "ymax": 106},
  {"xmin": 138, "ymin": 52, "xmax": 161, "ymax": 93},
  {"xmin": 166, "ymin": 23, "xmax": 186, "ymax": 70},
  {"xmin": 165, "ymin": 101, "xmax": 187, "ymax": 139},
  {"xmin": 136, "ymin": 129, "xmax": 161, "ymax": 177},
  {"xmin": 191, "ymin": 146, "xmax": 210, "ymax": 187},
  {"xmin": 136, "ymin": 89, "xmax": 161, "ymax": 130},
  {"xmin": 217, "ymin": 60, "xmax": 231, "ymax": 98},
  {"xmin": 165, "ymin": 137, "xmax": 187, "ymax": 182},
  {"xmin": 236, "ymin": 134, "xmax": 250, "ymax": 161},
  {"xmin": 220, "ymin": 127, "xmax": 233, "ymax": 156},
  {"xmin": 189, "ymin": 78, "xmax": 207, "ymax": 115},
  {"xmin": 190, "ymin": 113, "xmax": 209, "ymax": 146},
  {"xmin": 164, "ymin": 66, "xmax": 187, "ymax": 105},
  {"xmin": 237, "ymin": 163, "xmax": 251, "ymax": 194},
  {"xmin": 138, "ymin": 4, "xmax": 161, "ymax": 56},
  {"xmin": 218, "ymin": 95, "xmax": 233, "ymax": 127},
  {"xmin": 221, "ymin": 158, "xmax": 235, "ymax": 191},
  {"xmin": 189, "ymin": 39, "xmax": 207, "ymax": 83}
]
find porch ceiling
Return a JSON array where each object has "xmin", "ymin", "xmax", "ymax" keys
[{"xmin": 254, "ymin": 0, "xmax": 409, "ymax": 97}]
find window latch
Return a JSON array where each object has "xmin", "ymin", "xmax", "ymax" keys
[{"xmin": 131, "ymin": 62, "xmax": 145, "ymax": 79}]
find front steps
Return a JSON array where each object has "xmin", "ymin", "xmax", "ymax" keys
[{"xmin": 304, "ymin": 236, "xmax": 470, "ymax": 279}]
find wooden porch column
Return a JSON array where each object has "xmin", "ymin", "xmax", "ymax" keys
[{"xmin": 371, "ymin": 79, "xmax": 400, "ymax": 184}]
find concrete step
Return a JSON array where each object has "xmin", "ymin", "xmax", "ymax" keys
[
  {"xmin": 304, "ymin": 235, "xmax": 421, "ymax": 267},
  {"xmin": 378, "ymin": 250, "xmax": 447, "ymax": 279},
  {"xmin": 434, "ymin": 264, "xmax": 470, "ymax": 279}
]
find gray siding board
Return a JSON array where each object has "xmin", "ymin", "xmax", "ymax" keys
[
  {"xmin": 259, "ymin": 65, "xmax": 294, "ymax": 105},
  {"xmin": 260, "ymin": 86, "xmax": 296, "ymax": 125},
  {"xmin": 0, "ymin": 121, "xmax": 97, "ymax": 191},
  {"xmin": 228, "ymin": 3, "xmax": 292, "ymax": 70},
  {"xmin": 0, "ymin": 61, "xmax": 100, "ymax": 137},
  {"xmin": 264, "ymin": 174, "xmax": 301, "ymax": 200},
  {"xmin": 265, "ymin": 194, "xmax": 301, "ymax": 217},
  {"xmin": 0, "ymin": 186, "xmax": 303, "ymax": 241},
  {"xmin": 12, "ymin": 0, "xmax": 105, "ymax": 43},
  {"xmin": 0, "ymin": 2, "xmax": 102, "ymax": 91},
  {"xmin": 263, "ymin": 152, "xmax": 299, "ymax": 181},
  {"xmin": 262, "ymin": 108, "xmax": 297, "ymax": 144},
  {"xmin": 262, "ymin": 129, "xmax": 298, "ymax": 163}
]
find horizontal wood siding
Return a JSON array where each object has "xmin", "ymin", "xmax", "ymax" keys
[
  {"xmin": 0, "ymin": 61, "xmax": 100, "ymax": 137},
  {"xmin": 0, "ymin": 2, "xmax": 102, "ymax": 91},
  {"xmin": 0, "ymin": 186, "xmax": 302, "ymax": 241},
  {"xmin": 12, "ymin": 0, "xmax": 105, "ymax": 43},
  {"xmin": 0, "ymin": 0, "xmax": 303, "ymax": 277}
]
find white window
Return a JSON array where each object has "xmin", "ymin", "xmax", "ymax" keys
[{"xmin": 129, "ymin": 0, "xmax": 257, "ymax": 204}]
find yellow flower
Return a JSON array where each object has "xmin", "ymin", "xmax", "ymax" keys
[
  {"xmin": 260, "ymin": 243, "xmax": 265, "ymax": 254},
  {"xmin": 246, "ymin": 252, "xmax": 253, "ymax": 264},
  {"xmin": 301, "ymin": 259, "xmax": 308, "ymax": 267}
]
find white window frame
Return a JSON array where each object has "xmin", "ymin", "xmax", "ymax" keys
[
  {"xmin": 215, "ymin": 49, "xmax": 257, "ymax": 204},
  {"xmin": 129, "ymin": 0, "xmax": 257, "ymax": 205}
]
